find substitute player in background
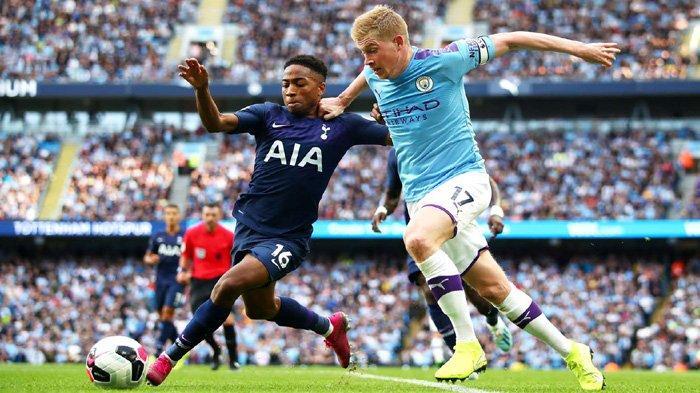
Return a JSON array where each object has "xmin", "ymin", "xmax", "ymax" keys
[
  {"xmin": 178, "ymin": 203, "xmax": 239, "ymax": 371},
  {"xmin": 372, "ymin": 147, "xmax": 512, "ymax": 356},
  {"xmin": 147, "ymin": 55, "xmax": 391, "ymax": 386},
  {"xmin": 320, "ymin": 5, "xmax": 618, "ymax": 389},
  {"xmin": 144, "ymin": 204, "xmax": 185, "ymax": 357}
]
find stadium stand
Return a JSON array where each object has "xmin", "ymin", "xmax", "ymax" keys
[
  {"xmin": 0, "ymin": 133, "xmax": 59, "ymax": 220},
  {"xmin": 1, "ymin": 253, "xmax": 696, "ymax": 370},
  {"xmin": 2, "ymin": 0, "xmax": 695, "ymax": 83},
  {"xmin": 470, "ymin": 0, "xmax": 698, "ymax": 81}
]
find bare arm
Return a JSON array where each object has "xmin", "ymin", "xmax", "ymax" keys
[
  {"xmin": 490, "ymin": 32, "xmax": 619, "ymax": 67},
  {"xmin": 319, "ymin": 73, "xmax": 368, "ymax": 120},
  {"xmin": 194, "ymin": 86, "xmax": 240, "ymax": 133},
  {"xmin": 178, "ymin": 58, "xmax": 239, "ymax": 133},
  {"xmin": 487, "ymin": 176, "xmax": 504, "ymax": 236},
  {"xmin": 488, "ymin": 176, "xmax": 501, "ymax": 208}
]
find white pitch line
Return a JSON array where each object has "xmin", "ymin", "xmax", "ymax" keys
[{"xmin": 350, "ymin": 372, "xmax": 501, "ymax": 393}]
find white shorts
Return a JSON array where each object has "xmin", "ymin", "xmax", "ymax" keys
[{"xmin": 406, "ymin": 171, "xmax": 490, "ymax": 274}]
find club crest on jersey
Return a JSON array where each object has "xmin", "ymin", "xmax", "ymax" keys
[
  {"xmin": 321, "ymin": 124, "xmax": 330, "ymax": 140},
  {"xmin": 416, "ymin": 76, "xmax": 434, "ymax": 92}
]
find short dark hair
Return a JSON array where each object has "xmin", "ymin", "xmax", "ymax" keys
[
  {"xmin": 284, "ymin": 55, "xmax": 328, "ymax": 80},
  {"xmin": 203, "ymin": 202, "xmax": 221, "ymax": 210}
]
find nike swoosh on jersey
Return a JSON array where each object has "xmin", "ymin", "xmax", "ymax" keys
[{"xmin": 272, "ymin": 122, "xmax": 290, "ymax": 128}]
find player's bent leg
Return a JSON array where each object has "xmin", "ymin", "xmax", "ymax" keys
[
  {"xmin": 463, "ymin": 251, "xmax": 604, "ymax": 390},
  {"xmin": 405, "ymin": 206, "xmax": 483, "ymax": 381},
  {"xmin": 147, "ymin": 255, "xmax": 269, "ymax": 386},
  {"xmin": 463, "ymin": 285, "xmax": 512, "ymax": 352},
  {"xmin": 242, "ymin": 283, "xmax": 352, "ymax": 368}
]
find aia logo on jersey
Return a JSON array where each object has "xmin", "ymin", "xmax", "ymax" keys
[
  {"xmin": 264, "ymin": 140, "xmax": 323, "ymax": 172},
  {"xmin": 158, "ymin": 243, "xmax": 181, "ymax": 257},
  {"xmin": 416, "ymin": 76, "xmax": 434, "ymax": 92}
]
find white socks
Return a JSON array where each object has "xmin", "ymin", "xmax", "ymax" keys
[
  {"xmin": 496, "ymin": 282, "xmax": 572, "ymax": 357},
  {"xmin": 418, "ymin": 249, "xmax": 477, "ymax": 344}
]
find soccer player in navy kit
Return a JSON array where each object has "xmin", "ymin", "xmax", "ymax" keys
[
  {"xmin": 372, "ymin": 148, "xmax": 513, "ymax": 356},
  {"xmin": 144, "ymin": 204, "xmax": 185, "ymax": 358},
  {"xmin": 147, "ymin": 55, "xmax": 391, "ymax": 386}
]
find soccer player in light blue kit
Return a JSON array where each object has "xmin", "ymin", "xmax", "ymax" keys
[{"xmin": 320, "ymin": 5, "xmax": 619, "ymax": 389}]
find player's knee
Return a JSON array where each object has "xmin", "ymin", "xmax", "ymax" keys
[
  {"xmin": 211, "ymin": 275, "xmax": 243, "ymax": 303},
  {"xmin": 477, "ymin": 280, "xmax": 510, "ymax": 304},
  {"xmin": 404, "ymin": 231, "xmax": 435, "ymax": 261}
]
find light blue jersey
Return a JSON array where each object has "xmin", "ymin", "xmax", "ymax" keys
[{"xmin": 364, "ymin": 36, "xmax": 495, "ymax": 202}]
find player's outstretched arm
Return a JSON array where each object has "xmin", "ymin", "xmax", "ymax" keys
[
  {"xmin": 178, "ymin": 58, "xmax": 239, "ymax": 132},
  {"xmin": 319, "ymin": 72, "xmax": 368, "ymax": 120},
  {"xmin": 490, "ymin": 32, "xmax": 620, "ymax": 67}
]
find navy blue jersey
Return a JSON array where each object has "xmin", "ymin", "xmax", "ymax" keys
[
  {"xmin": 231, "ymin": 102, "xmax": 389, "ymax": 238},
  {"xmin": 147, "ymin": 230, "xmax": 184, "ymax": 282},
  {"xmin": 385, "ymin": 148, "xmax": 410, "ymax": 224}
]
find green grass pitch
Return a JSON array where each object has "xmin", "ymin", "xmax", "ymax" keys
[{"xmin": 1, "ymin": 364, "xmax": 698, "ymax": 392}]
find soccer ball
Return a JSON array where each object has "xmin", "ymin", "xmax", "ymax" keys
[{"xmin": 85, "ymin": 336, "xmax": 148, "ymax": 389}]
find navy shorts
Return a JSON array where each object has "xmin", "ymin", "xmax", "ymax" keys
[
  {"xmin": 155, "ymin": 280, "xmax": 184, "ymax": 310},
  {"xmin": 406, "ymin": 255, "xmax": 422, "ymax": 285},
  {"xmin": 231, "ymin": 222, "xmax": 310, "ymax": 282}
]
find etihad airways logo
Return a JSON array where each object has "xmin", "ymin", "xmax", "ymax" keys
[{"xmin": 380, "ymin": 99, "xmax": 440, "ymax": 126}]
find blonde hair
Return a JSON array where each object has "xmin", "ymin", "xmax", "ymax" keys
[{"xmin": 351, "ymin": 5, "xmax": 409, "ymax": 44}]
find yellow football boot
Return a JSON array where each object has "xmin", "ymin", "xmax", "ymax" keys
[
  {"xmin": 435, "ymin": 340, "xmax": 487, "ymax": 382},
  {"xmin": 565, "ymin": 341, "xmax": 606, "ymax": 390}
]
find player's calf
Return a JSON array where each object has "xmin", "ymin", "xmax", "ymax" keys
[{"xmin": 465, "ymin": 251, "xmax": 572, "ymax": 357}]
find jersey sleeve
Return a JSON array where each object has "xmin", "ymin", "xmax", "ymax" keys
[
  {"xmin": 343, "ymin": 113, "xmax": 389, "ymax": 146},
  {"xmin": 441, "ymin": 36, "xmax": 496, "ymax": 82},
  {"xmin": 231, "ymin": 103, "xmax": 268, "ymax": 135},
  {"xmin": 385, "ymin": 148, "xmax": 402, "ymax": 198}
]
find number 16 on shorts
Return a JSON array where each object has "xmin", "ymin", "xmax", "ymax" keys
[{"xmin": 271, "ymin": 244, "xmax": 292, "ymax": 269}]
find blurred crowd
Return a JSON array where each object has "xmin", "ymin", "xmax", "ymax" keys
[
  {"xmin": 2, "ymin": 0, "xmax": 695, "ymax": 83},
  {"xmin": 0, "ymin": 0, "xmax": 198, "ymax": 83},
  {"xmin": 60, "ymin": 124, "xmax": 177, "ymax": 221},
  {"xmin": 482, "ymin": 129, "xmax": 688, "ymax": 220},
  {"xmin": 471, "ymin": 0, "xmax": 698, "ymax": 81},
  {"xmin": 1, "ymin": 126, "xmax": 696, "ymax": 221},
  {"xmin": 631, "ymin": 259, "xmax": 700, "ymax": 370},
  {"xmin": 0, "ymin": 133, "xmax": 58, "ymax": 220},
  {"xmin": 1, "ymin": 252, "xmax": 697, "ymax": 371}
]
